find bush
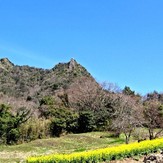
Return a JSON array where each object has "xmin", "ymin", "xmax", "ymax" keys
[
  {"xmin": 40, "ymin": 96, "xmax": 54, "ymax": 106},
  {"xmin": 19, "ymin": 118, "xmax": 51, "ymax": 142},
  {"xmin": 50, "ymin": 108, "xmax": 78, "ymax": 137},
  {"xmin": 0, "ymin": 104, "xmax": 30, "ymax": 144},
  {"xmin": 78, "ymin": 110, "xmax": 96, "ymax": 133},
  {"xmin": 7, "ymin": 129, "xmax": 20, "ymax": 144}
]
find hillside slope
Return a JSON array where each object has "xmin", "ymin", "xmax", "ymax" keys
[{"xmin": 0, "ymin": 58, "xmax": 97, "ymax": 112}]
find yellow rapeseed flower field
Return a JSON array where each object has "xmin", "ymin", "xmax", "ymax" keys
[{"xmin": 27, "ymin": 138, "xmax": 163, "ymax": 163}]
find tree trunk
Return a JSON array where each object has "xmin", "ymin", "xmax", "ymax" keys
[
  {"xmin": 149, "ymin": 129, "xmax": 154, "ymax": 140},
  {"xmin": 125, "ymin": 132, "xmax": 131, "ymax": 144},
  {"xmin": 125, "ymin": 136, "xmax": 129, "ymax": 144}
]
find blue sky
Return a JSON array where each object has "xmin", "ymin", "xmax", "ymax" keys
[{"xmin": 0, "ymin": 0, "xmax": 163, "ymax": 95}]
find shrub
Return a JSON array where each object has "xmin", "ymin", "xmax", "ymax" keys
[
  {"xmin": 19, "ymin": 118, "xmax": 51, "ymax": 142},
  {"xmin": 50, "ymin": 108, "xmax": 78, "ymax": 137},
  {"xmin": 78, "ymin": 110, "xmax": 96, "ymax": 133},
  {"xmin": 0, "ymin": 104, "xmax": 30, "ymax": 144}
]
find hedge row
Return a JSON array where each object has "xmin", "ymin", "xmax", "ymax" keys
[{"xmin": 27, "ymin": 138, "xmax": 163, "ymax": 163}]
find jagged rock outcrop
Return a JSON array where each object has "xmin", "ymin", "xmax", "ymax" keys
[
  {"xmin": 0, "ymin": 58, "xmax": 14, "ymax": 71},
  {"xmin": 143, "ymin": 152, "xmax": 163, "ymax": 163},
  {"xmin": 68, "ymin": 58, "xmax": 76, "ymax": 71}
]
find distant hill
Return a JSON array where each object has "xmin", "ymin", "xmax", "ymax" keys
[{"xmin": 0, "ymin": 58, "xmax": 97, "ymax": 112}]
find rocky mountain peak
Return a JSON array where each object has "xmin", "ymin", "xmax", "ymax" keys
[
  {"xmin": 68, "ymin": 58, "xmax": 77, "ymax": 71},
  {"xmin": 0, "ymin": 58, "xmax": 14, "ymax": 70}
]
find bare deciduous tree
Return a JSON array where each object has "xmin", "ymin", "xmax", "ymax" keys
[
  {"xmin": 66, "ymin": 77, "xmax": 106, "ymax": 111},
  {"xmin": 101, "ymin": 82, "xmax": 122, "ymax": 93},
  {"xmin": 143, "ymin": 99, "xmax": 163, "ymax": 140},
  {"xmin": 111, "ymin": 94, "xmax": 143, "ymax": 144}
]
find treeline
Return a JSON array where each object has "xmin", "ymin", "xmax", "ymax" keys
[{"xmin": 0, "ymin": 79, "xmax": 163, "ymax": 145}]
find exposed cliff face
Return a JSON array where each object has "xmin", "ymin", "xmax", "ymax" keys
[{"xmin": 68, "ymin": 58, "xmax": 76, "ymax": 71}]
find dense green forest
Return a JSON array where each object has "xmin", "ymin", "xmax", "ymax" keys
[{"xmin": 0, "ymin": 58, "xmax": 163, "ymax": 145}]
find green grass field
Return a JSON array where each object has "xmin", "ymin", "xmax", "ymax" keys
[{"xmin": 0, "ymin": 132, "xmax": 125, "ymax": 163}]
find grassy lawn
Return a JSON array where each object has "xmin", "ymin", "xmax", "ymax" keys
[{"xmin": 0, "ymin": 132, "xmax": 125, "ymax": 163}]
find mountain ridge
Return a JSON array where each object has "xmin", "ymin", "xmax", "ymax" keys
[{"xmin": 0, "ymin": 57, "xmax": 97, "ymax": 112}]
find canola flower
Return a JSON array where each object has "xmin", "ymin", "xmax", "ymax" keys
[{"xmin": 27, "ymin": 138, "xmax": 163, "ymax": 163}]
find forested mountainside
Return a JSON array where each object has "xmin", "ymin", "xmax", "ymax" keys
[{"xmin": 0, "ymin": 58, "xmax": 96, "ymax": 112}]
